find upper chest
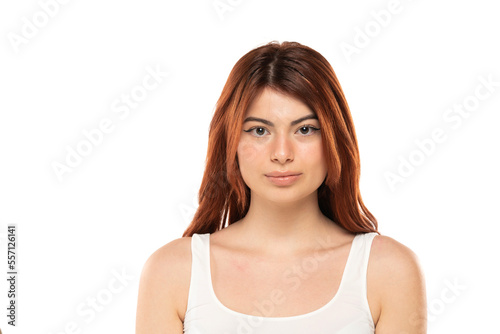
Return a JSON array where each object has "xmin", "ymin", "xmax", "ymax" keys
[
  {"xmin": 209, "ymin": 239, "xmax": 353, "ymax": 318},
  {"xmin": 178, "ymin": 234, "xmax": 382, "ymax": 325}
]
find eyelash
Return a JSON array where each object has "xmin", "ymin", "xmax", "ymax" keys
[{"xmin": 243, "ymin": 124, "xmax": 321, "ymax": 137}]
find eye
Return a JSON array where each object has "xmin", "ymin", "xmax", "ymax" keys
[
  {"xmin": 298, "ymin": 125, "xmax": 321, "ymax": 136},
  {"xmin": 243, "ymin": 126, "xmax": 269, "ymax": 137},
  {"xmin": 243, "ymin": 125, "xmax": 320, "ymax": 137}
]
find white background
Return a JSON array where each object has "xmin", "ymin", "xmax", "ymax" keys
[{"xmin": 1, "ymin": 0, "xmax": 499, "ymax": 333}]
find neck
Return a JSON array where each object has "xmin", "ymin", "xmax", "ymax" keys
[{"xmin": 230, "ymin": 190, "xmax": 342, "ymax": 257}]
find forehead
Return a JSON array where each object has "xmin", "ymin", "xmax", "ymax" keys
[{"xmin": 245, "ymin": 88, "xmax": 313, "ymax": 119}]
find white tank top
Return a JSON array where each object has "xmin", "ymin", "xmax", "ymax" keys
[{"xmin": 183, "ymin": 232, "xmax": 377, "ymax": 333}]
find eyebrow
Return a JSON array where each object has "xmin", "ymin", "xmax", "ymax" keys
[{"xmin": 243, "ymin": 114, "xmax": 318, "ymax": 127}]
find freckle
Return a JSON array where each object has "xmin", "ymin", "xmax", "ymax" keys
[{"xmin": 232, "ymin": 260, "xmax": 247, "ymax": 272}]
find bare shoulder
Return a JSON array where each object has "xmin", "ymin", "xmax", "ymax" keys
[
  {"xmin": 147, "ymin": 236, "xmax": 193, "ymax": 268},
  {"xmin": 136, "ymin": 236, "xmax": 192, "ymax": 334},
  {"xmin": 370, "ymin": 234, "xmax": 422, "ymax": 270},
  {"xmin": 368, "ymin": 234, "xmax": 427, "ymax": 333}
]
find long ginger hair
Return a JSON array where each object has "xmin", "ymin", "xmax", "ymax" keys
[{"xmin": 182, "ymin": 41, "xmax": 378, "ymax": 237}]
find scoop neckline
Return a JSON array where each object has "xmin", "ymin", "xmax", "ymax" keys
[{"xmin": 205, "ymin": 232, "xmax": 360, "ymax": 321}]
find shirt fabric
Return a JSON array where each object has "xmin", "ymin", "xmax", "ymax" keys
[{"xmin": 183, "ymin": 231, "xmax": 377, "ymax": 334}]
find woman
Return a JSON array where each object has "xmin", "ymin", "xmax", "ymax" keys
[{"xmin": 136, "ymin": 41, "xmax": 427, "ymax": 333}]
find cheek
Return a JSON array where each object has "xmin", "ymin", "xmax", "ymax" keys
[
  {"xmin": 297, "ymin": 142, "xmax": 323, "ymax": 160},
  {"xmin": 298, "ymin": 142, "xmax": 327, "ymax": 169},
  {"xmin": 237, "ymin": 141, "xmax": 259, "ymax": 163},
  {"xmin": 237, "ymin": 141, "xmax": 261, "ymax": 185}
]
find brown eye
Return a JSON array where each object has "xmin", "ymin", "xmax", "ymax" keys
[
  {"xmin": 243, "ymin": 125, "xmax": 320, "ymax": 137},
  {"xmin": 255, "ymin": 127, "xmax": 266, "ymax": 136},
  {"xmin": 299, "ymin": 126, "xmax": 310, "ymax": 135},
  {"xmin": 243, "ymin": 126, "xmax": 269, "ymax": 137},
  {"xmin": 298, "ymin": 125, "xmax": 320, "ymax": 136}
]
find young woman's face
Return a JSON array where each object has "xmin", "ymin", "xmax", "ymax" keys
[{"xmin": 237, "ymin": 87, "xmax": 328, "ymax": 203}]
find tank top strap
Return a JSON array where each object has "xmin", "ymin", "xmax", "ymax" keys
[
  {"xmin": 185, "ymin": 232, "xmax": 212, "ymax": 315},
  {"xmin": 339, "ymin": 232, "xmax": 378, "ymax": 299}
]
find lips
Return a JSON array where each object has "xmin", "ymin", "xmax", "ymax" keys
[
  {"xmin": 265, "ymin": 171, "xmax": 302, "ymax": 177},
  {"xmin": 265, "ymin": 173, "xmax": 302, "ymax": 186}
]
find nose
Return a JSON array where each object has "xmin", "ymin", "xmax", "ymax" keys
[{"xmin": 271, "ymin": 133, "xmax": 294, "ymax": 164}]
